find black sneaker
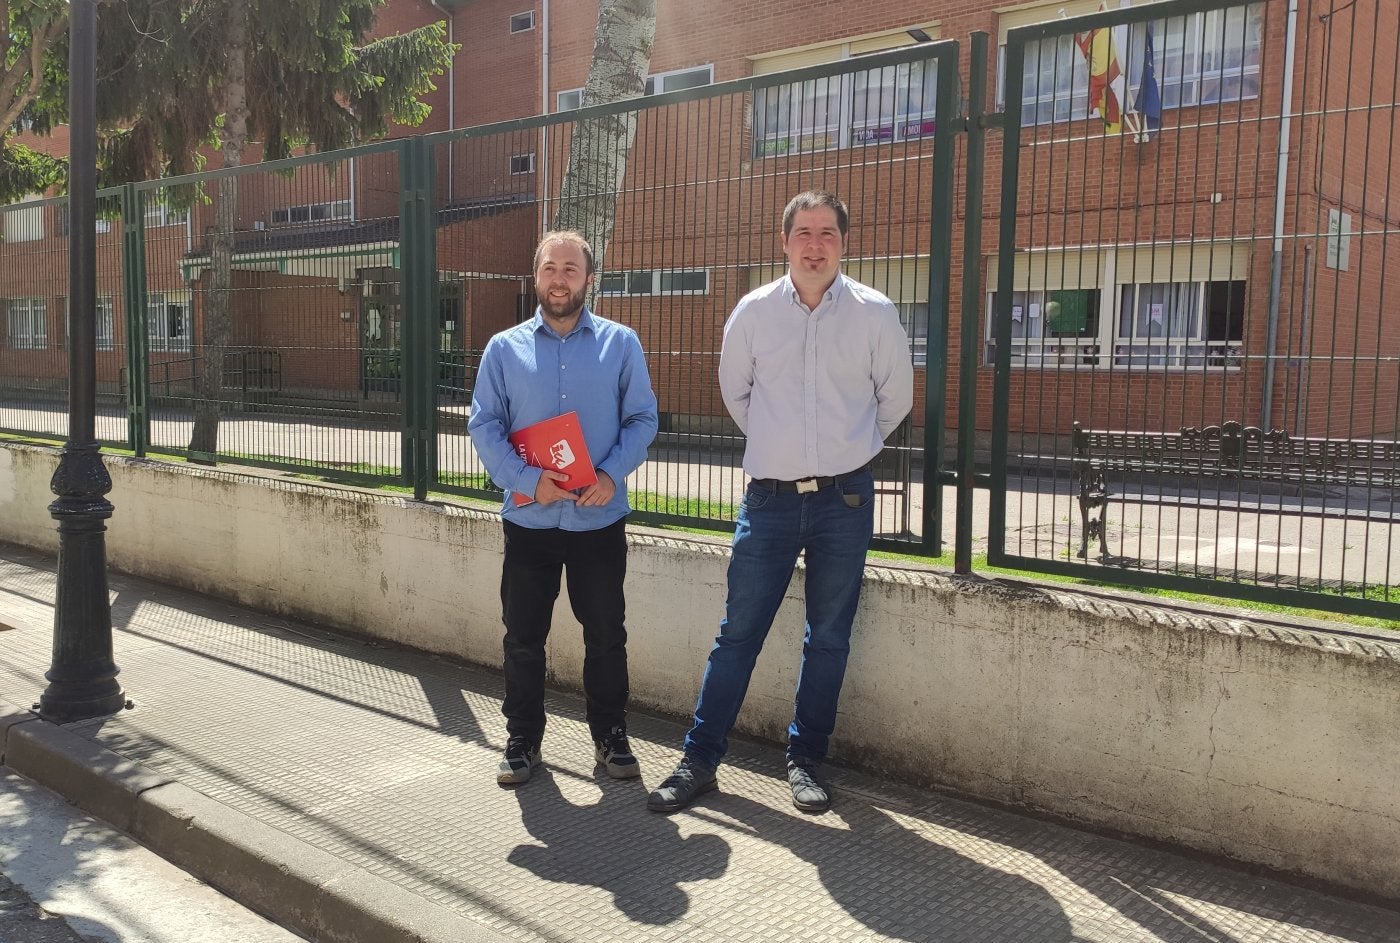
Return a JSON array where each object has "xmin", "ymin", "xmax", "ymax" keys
[
  {"xmin": 647, "ymin": 756, "xmax": 717, "ymax": 813},
  {"xmin": 787, "ymin": 757, "xmax": 831, "ymax": 812},
  {"xmin": 497, "ymin": 736, "xmax": 541, "ymax": 785},
  {"xmin": 594, "ymin": 726, "xmax": 641, "ymax": 779}
]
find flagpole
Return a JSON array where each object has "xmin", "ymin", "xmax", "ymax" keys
[{"xmin": 1123, "ymin": 110, "xmax": 1141, "ymax": 142}]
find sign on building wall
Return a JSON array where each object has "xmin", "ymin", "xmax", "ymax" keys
[{"xmin": 1326, "ymin": 209, "xmax": 1352, "ymax": 271}]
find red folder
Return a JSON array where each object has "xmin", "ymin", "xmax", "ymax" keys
[{"xmin": 507, "ymin": 411, "xmax": 597, "ymax": 506}]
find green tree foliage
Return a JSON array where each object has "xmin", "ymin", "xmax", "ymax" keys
[
  {"xmin": 0, "ymin": 0, "xmax": 71, "ymax": 201},
  {"xmin": 93, "ymin": 0, "xmax": 454, "ymax": 182},
  {"xmin": 81, "ymin": 0, "xmax": 455, "ymax": 456}
]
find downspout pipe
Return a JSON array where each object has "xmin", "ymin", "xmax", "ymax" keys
[
  {"xmin": 1262, "ymin": 0, "xmax": 1299, "ymax": 432},
  {"xmin": 429, "ymin": 0, "xmax": 456, "ymax": 199},
  {"xmin": 541, "ymin": 0, "xmax": 551, "ymax": 226}
]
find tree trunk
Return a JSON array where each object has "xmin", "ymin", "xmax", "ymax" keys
[
  {"xmin": 551, "ymin": 0, "xmax": 655, "ymax": 288},
  {"xmin": 187, "ymin": 4, "xmax": 250, "ymax": 459}
]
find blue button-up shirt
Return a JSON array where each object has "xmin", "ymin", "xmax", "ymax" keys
[
  {"xmin": 468, "ymin": 307, "xmax": 658, "ymax": 530},
  {"xmin": 718, "ymin": 272, "xmax": 914, "ymax": 481}
]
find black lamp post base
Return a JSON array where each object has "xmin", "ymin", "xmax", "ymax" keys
[
  {"xmin": 42, "ymin": 447, "xmax": 124, "ymax": 725},
  {"xmin": 37, "ymin": 677, "xmax": 125, "ymax": 724}
]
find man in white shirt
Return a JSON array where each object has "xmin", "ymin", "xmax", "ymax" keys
[{"xmin": 648, "ymin": 191, "xmax": 914, "ymax": 814}]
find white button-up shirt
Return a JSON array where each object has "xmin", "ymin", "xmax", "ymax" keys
[{"xmin": 718, "ymin": 272, "xmax": 915, "ymax": 481}]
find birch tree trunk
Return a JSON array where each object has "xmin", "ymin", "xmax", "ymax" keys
[
  {"xmin": 551, "ymin": 0, "xmax": 655, "ymax": 287},
  {"xmin": 188, "ymin": 4, "xmax": 250, "ymax": 458}
]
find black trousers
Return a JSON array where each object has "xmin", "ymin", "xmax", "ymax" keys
[{"xmin": 500, "ymin": 517, "xmax": 629, "ymax": 744}]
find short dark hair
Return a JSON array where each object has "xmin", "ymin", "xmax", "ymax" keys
[
  {"xmin": 782, "ymin": 190, "xmax": 849, "ymax": 237},
  {"xmin": 533, "ymin": 231, "xmax": 595, "ymax": 274}
]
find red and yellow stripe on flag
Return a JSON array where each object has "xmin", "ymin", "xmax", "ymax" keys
[{"xmin": 1074, "ymin": 25, "xmax": 1124, "ymax": 133}]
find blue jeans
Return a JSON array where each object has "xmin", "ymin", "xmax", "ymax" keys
[{"xmin": 683, "ymin": 470, "xmax": 875, "ymax": 769}]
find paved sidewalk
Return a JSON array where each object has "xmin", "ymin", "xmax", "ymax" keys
[
  {"xmin": 0, "ymin": 543, "xmax": 1396, "ymax": 943},
  {"xmin": 0, "ymin": 769, "xmax": 301, "ymax": 942}
]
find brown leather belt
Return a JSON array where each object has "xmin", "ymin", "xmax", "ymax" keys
[{"xmin": 751, "ymin": 464, "xmax": 871, "ymax": 494}]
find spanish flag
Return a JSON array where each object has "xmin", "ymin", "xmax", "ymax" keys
[{"xmin": 1074, "ymin": 21, "xmax": 1125, "ymax": 133}]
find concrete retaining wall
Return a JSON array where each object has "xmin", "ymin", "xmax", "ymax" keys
[{"xmin": 3, "ymin": 441, "xmax": 1397, "ymax": 899}]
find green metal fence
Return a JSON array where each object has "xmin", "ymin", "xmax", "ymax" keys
[
  {"xmin": 421, "ymin": 45, "xmax": 961, "ymax": 551},
  {"xmin": 0, "ymin": 189, "xmax": 125, "ymax": 445},
  {"xmin": 2, "ymin": 10, "xmax": 1396, "ymax": 620},
  {"xmin": 0, "ymin": 43, "xmax": 959, "ymax": 554},
  {"xmin": 993, "ymin": 0, "xmax": 1399, "ymax": 619}
]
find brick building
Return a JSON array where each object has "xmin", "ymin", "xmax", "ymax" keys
[{"xmin": 3, "ymin": 0, "xmax": 1395, "ymax": 441}]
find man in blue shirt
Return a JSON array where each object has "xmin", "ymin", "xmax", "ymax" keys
[
  {"xmin": 648, "ymin": 191, "xmax": 914, "ymax": 814},
  {"xmin": 469, "ymin": 231, "xmax": 658, "ymax": 786}
]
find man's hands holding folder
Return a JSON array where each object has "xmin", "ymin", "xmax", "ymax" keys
[{"xmin": 532, "ymin": 470, "xmax": 616, "ymax": 507}]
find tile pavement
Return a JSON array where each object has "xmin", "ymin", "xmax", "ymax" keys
[{"xmin": 0, "ymin": 541, "xmax": 1397, "ymax": 943}]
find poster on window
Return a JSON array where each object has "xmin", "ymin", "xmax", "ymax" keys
[{"xmin": 1046, "ymin": 290, "xmax": 1090, "ymax": 334}]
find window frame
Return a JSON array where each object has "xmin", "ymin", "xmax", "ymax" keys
[
  {"xmin": 3, "ymin": 199, "xmax": 45, "ymax": 243},
  {"xmin": 896, "ymin": 301, "xmax": 931, "ymax": 366},
  {"xmin": 751, "ymin": 37, "xmax": 939, "ymax": 158},
  {"xmin": 509, "ymin": 153, "xmax": 536, "ymax": 175},
  {"xmin": 57, "ymin": 204, "xmax": 113, "ymax": 236},
  {"xmin": 1112, "ymin": 279, "xmax": 1245, "ymax": 368},
  {"xmin": 985, "ymin": 257, "xmax": 1247, "ymax": 371},
  {"xmin": 270, "ymin": 200, "xmax": 352, "ymax": 226},
  {"xmin": 509, "ymin": 10, "xmax": 535, "ymax": 34},
  {"xmin": 556, "ymin": 64, "xmax": 715, "ymax": 112},
  {"xmin": 57, "ymin": 296, "xmax": 116, "ymax": 351},
  {"xmin": 146, "ymin": 291, "xmax": 192, "ymax": 353},
  {"xmin": 5, "ymin": 297, "xmax": 47, "ymax": 349},
  {"xmin": 996, "ymin": 3, "xmax": 1265, "ymax": 124},
  {"xmin": 597, "ymin": 269, "xmax": 711, "ymax": 297},
  {"xmin": 144, "ymin": 202, "xmax": 190, "ymax": 228}
]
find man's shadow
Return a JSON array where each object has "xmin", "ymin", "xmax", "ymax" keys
[
  {"xmin": 714, "ymin": 792, "xmax": 1081, "ymax": 943},
  {"xmin": 507, "ymin": 770, "xmax": 730, "ymax": 925}
]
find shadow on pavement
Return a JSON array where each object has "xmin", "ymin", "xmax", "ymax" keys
[{"xmin": 509, "ymin": 768, "xmax": 730, "ymax": 925}]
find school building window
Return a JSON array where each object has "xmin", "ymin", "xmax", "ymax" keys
[
  {"xmin": 144, "ymin": 202, "xmax": 190, "ymax": 227},
  {"xmin": 56, "ymin": 204, "xmax": 113, "ymax": 236},
  {"xmin": 57, "ymin": 297, "xmax": 116, "ymax": 351},
  {"xmin": 751, "ymin": 26, "xmax": 939, "ymax": 157},
  {"xmin": 598, "ymin": 269, "xmax": 710, "ymax": 296},
  {"xmin": 5, "ymin": 298, "xmax": 46, "ymax": 349},
  {"xmin": 270, "ymin": 200, "xmax": 352, "ymax": 226},
  {"xmin": 985, "ymin": 244, "xmax": 1248, "ymax": 369},
  {"xmin": 147, "ymin": 292, "xmax": 191, "ymax": 352},
  {"xmin": 996, "ymin": 1, "xmax": 1263, "ymax": 125},
  {"xmin": 3, "ymin": 197, "xmax": 45, "ymax": 243},
  {"xmin": 556, "ymin": 64, "xmax": 714, "ymax": 112}
]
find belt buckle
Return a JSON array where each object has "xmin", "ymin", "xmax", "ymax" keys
[{"xmin": 795, "ymin": 478, "xmax": 819, "ymax": 494}]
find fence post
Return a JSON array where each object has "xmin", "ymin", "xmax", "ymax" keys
[
  {"xmin": 120, "ymin": 184, "xmax": 149, "ymax": 456},
  {"xmin": 399, "ymin": 137, "xmax": 438, "ymax": 500},
  {"xmin": 955, "ymin": 33, "xmax": 990, "ymax": 574},
  {"xmin": 988, "ymin": 32, "xmax": 1027, "ymax": 568},
  {"xmin": 921, "ymin": 41, "xmax": 960, "ymax": 557}
]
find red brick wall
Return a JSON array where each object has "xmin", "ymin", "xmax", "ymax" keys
[
  {"xmin": 215, "ymin": 271, "xmax": 361, "ymax": 395},
  {"xmin": 437, "ymin": 203, "xmax": 537, "ymax": 346}
]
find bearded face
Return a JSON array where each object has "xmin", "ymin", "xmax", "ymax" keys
[
  {"xmin": 533, "ymin": 237, "xmax": 593, "ymax": 325},
  {"xmin": 536, "ymin": 280, "xmax": 588, "ymax": 321}
]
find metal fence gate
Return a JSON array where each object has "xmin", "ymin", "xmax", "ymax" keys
[{"xmin": 992, "ymin": 0, "xmax": 1399, "ymax": 619}]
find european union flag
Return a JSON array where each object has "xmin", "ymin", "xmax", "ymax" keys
[{"xmin": 1138, "ymin": 20, "xmax": 1163, "ymax": 141}]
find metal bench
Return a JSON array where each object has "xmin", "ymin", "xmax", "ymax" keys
[{"xmin": 1071, "ymin": 420, "xmax": 1400, "ymax": 561}]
